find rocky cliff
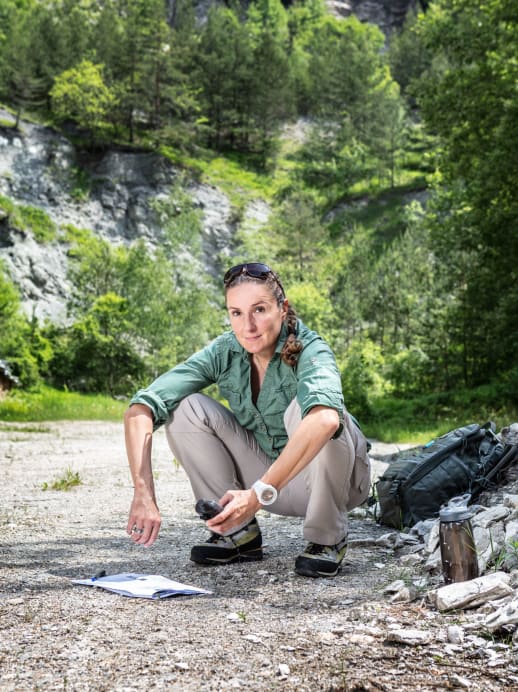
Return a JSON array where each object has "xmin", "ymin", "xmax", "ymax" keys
[
  {"xmin": 167, "ymin": 0, "xmax": 425, "ymax": 35},
  {"xmin": 325, "ymin": 0, "xmax": 424, "ymax": 34},
  {"xmin": 0, "ymin": 109, "xmax": 270, "ymax": 323}
]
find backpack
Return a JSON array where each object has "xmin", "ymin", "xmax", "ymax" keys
[{"xmin": 375, "ymin": 422, "xmax": 518, "ymax": 529}]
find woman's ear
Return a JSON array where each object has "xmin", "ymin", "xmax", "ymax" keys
[{"xmin": 282, "ymin": 299, "xmax": 289, "ymax": 319}]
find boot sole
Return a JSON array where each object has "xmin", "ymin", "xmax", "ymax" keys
[
  {"xmin": 294, "ymin": 562, "xmax": 341, "ymax": 578},
  {"xmin": 191, "ymin": 547, "xmax": 264, "ymax": 565}
]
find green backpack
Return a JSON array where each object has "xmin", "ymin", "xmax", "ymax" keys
[{"xmin": 375, "ymin": 422, "xmax": 518, "ymax": 529}]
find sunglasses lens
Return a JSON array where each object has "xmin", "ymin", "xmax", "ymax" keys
[
  {"xmin": 223, "ymin": 262, "xmax": 285, "ymax": 297},
  {"xmin": 224, "ymin": 263, "xmax": 271, "ymax": 285}
]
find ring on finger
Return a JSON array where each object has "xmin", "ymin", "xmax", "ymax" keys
[{"xmin": 131, "ymin": 524, "xmax": 144, "ymax": 535}]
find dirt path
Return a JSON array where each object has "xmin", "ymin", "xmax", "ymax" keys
[{"xmin": 1, "ymin": 421, "xmax": 516, "ymax": 691}]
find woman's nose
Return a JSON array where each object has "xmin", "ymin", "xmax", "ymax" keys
[{"xmin": 244, "ymin": 313, "xmax": 257, "ymax": 331}]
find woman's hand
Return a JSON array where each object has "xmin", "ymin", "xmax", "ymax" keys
[
  {"xmin": 127, "ymin": 492, "xmax": 161, "ymax": 547},
  {"xmin": 206, "ymin": 488, "xmax": 261, "ymax": 535},
  {"xmin": 124, "ymin": 404, "xmax": 160, "ymax": 547}
]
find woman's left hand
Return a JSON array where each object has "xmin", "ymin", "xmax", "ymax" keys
[{"xmin": 206, "ymin": 488, "xmax": 261, "ymax": 535}]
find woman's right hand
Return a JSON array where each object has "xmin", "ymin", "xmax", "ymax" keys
[
  {"xmin": 124, "ymin": 404, "xmax": 160, "ymax": 547},
  {"xmin": 126, "ymin": 493, "xmax": 161, "ymax": 547}
]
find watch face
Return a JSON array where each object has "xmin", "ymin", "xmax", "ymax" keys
[{"xmin": 262, "ymin": 488, "xmax": 275, "ymax": 503}]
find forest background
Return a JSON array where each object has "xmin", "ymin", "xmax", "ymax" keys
[{"xmin": 0, "ymin": 0, "xmax": 516, "ymax": 440}]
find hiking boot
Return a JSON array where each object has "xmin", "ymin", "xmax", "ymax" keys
[
  {"xmin": 294, "ymin": 537, "xmax": 347, "ymax": 577},
  {"xmin": 190, "ymin": 518, "xmax": 263, "ymax": 565}
]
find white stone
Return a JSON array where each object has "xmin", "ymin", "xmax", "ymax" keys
[
  {"xmin": 485, "ymin": 598, "xmax": 518, "ymax": 632},
  {"xmin": 385, "ymin": 628, "xmax": 432, "ymax": 645},
  {"xmin": 472, "ymin": 505, "xmax": 510, "ymax": 529},
  {"xmin": 277, "ymin": 663, "xmax": 290, "ymax": 676},
  {"xmin": 389, "ymin": 586, "xmax": 416, "ymax": 603},
  {"xmin": 501, "ymin": 423, "xmax": 518, "ymax": 445},
  {"xmin": 243, "ymin": 634, "xmax": 263, "ymax": 644},
  {"xmin": 449, "ymin": 673, "xmax": 473, "ymax": 688},
  {"xmin": 432, "ymin": 571, "xmax": 513, "ymax": 612},
  {"xmin": 383, "ymin": 579, "xmax": 406, "ymax": 594},
  {"xmin": 425, "ymin": 546, "xmax": 442, "ymax": 572},
  {"xmin": 425, "ymin": 521, "xmax": 440, "ymax": 554},
  {"xmin": 375, "ymin": 532, "xmax": 398, "ymax": 548},
  {"xmin": 503, "ymin": 494, "xmax": 518, "ymax": 510},
  {"xmin": 447, "ymin": 625, "xmax": 465, "ymax": 644},
  {"xmin": 399, "ymin": 553, "xmax": 423, "ymax": 567}
]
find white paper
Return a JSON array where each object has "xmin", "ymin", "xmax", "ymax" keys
[{"xmin": 72, "ymin": 573, "xmax": 212, "ymax": 599}]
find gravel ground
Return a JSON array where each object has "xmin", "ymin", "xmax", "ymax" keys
[{"xmin": 1, "ymin": 421, "xmax": 517, "ymax": 691}]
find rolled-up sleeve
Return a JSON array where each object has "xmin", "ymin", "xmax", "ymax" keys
[
  {"xmin": 295, "ymin": 341, "xmax": 345, "ymax": 437},
  {"xmin": 130, "ymin": 346, "xmax": 218, "ymax": 429}
]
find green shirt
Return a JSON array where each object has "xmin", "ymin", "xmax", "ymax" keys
[{"xmin": 130, "ymin": 320, "xmax": 344, "ymax": 460}]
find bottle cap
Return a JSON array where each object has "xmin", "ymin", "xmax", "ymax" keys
[{"xmin": 439, "ymin": 494, "xmax": 474, "ymax": 521}]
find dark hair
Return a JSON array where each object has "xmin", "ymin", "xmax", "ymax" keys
[{"xmin": 224, "ymin": 272, "xmax": 303, "ymax": 367}]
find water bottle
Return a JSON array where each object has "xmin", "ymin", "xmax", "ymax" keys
[{"xmin": 439, "ymin": 494, "xmax": 479, "ymax": 584}]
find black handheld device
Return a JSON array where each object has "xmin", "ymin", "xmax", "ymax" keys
[{"xmin": 195, "ymin": 498, "xmax": 223, "ymax": 520}]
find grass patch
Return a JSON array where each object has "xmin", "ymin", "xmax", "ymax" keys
[
  {"xmin": 201, "ymin": 154, "xmax": 276, "ymax": 205},
  {"xmin": 18, "ymin": 204, "xmax": 57, "ymax": 242},
  {"xmin": 0, "ymin": 423, "xmax": 51, "ymax": 433},
  {"xmin": 0, "ymin": 194, "xmax": 57, "ymax": 243},
  {"xmin": 364, "ymin": 384, "xmax": 517, "ymax": 443},
  {"xmin": 327, "ymin": 184, "xmax": 427, "ymax": 246},
  {"xmin": 0, "ymin": 386, "xmax": 128, "ymax": 422},
  {"xmin": 42, "ymin": 467, "xmax": 82, "ymax": 491}
]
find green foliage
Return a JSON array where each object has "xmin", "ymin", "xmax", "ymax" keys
[
  {"xmin": 296, "ymin": 15, "xmax": 407, "ymax": 197},
  {"xmin": 0, "ymin": 0, "xmax": 515, "ymax": 440},
  {"xmin": 48, "ymin": 293, "xmax": 146, "ymax": 396},
  {"xmin": 271, "ymin": 186, "xmax": 329, "ymax": 281},
  {"xmin": 414, "ymin": 0, "xmax": 518, "ymax": 386},
  {"xmin": 341, "ymin": 339, "xmax": 388, "ymax": 421},
  {"xmin": 0, "ymin": 260, "xmax": 52, "ymax": 387},
  {"xmin": 285, "ymin": 281, "xmax": 335, "ymax": 341},
  {"xmin": 45, "ymin": 181, "xmax": 218, "ymax": 394},
  {"xmin": 389, "ymin": 8, "xmax": 431, "ymax": 99},
  {"xmin": 50, "ymin": 60, "xmax": 117, "ymax": 142}
]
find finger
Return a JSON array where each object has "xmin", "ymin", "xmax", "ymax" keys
[
  {"xmin": 129, "ymin": 521, "xmax": 147, "ymax": 542},
  {"xmin": 127, "ymin": 518, "xmax": 137, "ymax": 535},
  {"xmin": 219, "ymin": 491, "xmax": 233, "ymax": 506},
  {"xmin": 143, "ymin": 522, "xmax": 161, "ymax": 548},
  {"xmin": 207, "ymin": 505, "xmax": 232, "ymax": 529}
]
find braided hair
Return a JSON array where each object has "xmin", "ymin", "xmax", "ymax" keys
[{"xmin": 225, "ymin": 272, "xmax": 303, "ymax": 367}]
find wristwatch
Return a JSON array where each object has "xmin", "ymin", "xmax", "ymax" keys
[{"xmin": 252, "ymin": 479, "xmax": 278, "ymax": 506}]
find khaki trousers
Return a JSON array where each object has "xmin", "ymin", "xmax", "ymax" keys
[{"xmin": 165, "ymin": 393, "xmax": 371, "ymax": 545}]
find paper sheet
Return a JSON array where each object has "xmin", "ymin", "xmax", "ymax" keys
[{"xmin": 72, "ymin": 573, "xmax": 212, "ymax": 599}]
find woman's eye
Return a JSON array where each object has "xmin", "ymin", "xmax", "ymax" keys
[
  {"xmin": 255, "ymin": 306, "xmax": 265, "ymax": 313},
  {"xmin": 230, "ymin": 310, "xmax": 241, "ymax": 317}
]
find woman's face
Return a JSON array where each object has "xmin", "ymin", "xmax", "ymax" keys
[{"xmin": 226, "ymin": 281, "xmax": 287, "ymax": 359}]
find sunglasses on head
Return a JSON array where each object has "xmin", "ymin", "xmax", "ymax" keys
[{"xmin": 223, "ymin": 262, "xmax": 285, "ymax": 296}]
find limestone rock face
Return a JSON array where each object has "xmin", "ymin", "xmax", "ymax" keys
[
  {"xmin": 326, "ymin": 0, "xmax": 423, "ymax": 34},
  {"xmin": 0, "ymin": 111, "xmax": 249, "ymax": 323},
  {"xmin": 167, "ymin": 0, "xmax": 425, "ymax": 36}
]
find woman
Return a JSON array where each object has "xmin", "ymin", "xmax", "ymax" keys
[{"xmin": 124, "ymin": 262, "xmax": 370, "ymax": 578}]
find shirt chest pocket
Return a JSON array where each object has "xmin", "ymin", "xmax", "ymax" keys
[
  {"xmin": 218, "ymin": 385, "xmax": 243, "ymax": 410},
  {"xmin": 269, "ymin": 384, "xmax": 297, "ymax": 414}
]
